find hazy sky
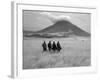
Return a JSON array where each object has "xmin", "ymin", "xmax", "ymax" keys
[{"xmin": 23, "ymin": 10, "xmax": 91, "ymax": 33}]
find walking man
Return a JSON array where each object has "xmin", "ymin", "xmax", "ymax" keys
[
  {"xmin": 57, "ymin": 41, "xmax": 62, "ymax": 52},
  {"xmin": 42, "ymin": 41, "xmax": 47, "ymax": 52},
  {"xmin": 52, "ymin": 41, "xmax": 57, "ymax": 52},
  {"xmin": 48, "ymin": 41, "xmax": 52, "ymax": 52}
]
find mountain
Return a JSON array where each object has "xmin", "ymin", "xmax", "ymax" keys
[
  {"xmin": 37, "ymin": 20, "xmax": 90, "ymax": 36},
  {"xmin": 24, "ymin": 20, "xmax": 90, "ymax": 38}
]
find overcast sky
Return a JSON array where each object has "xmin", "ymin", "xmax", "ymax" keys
[{"xmin": 23, "ymin": 10, "xmax": 91, "ymax": 33}]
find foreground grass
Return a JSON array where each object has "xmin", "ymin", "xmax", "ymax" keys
[{"xmin": 23, "ymin": 37, "xmax": 91, "ymax": 69}]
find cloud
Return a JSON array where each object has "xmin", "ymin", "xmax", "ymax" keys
[{"xmin": 39, "ymin": 12, "xmax": 71, "ymax": 23}]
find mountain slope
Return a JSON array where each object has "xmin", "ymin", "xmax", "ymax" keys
[{"xmin": 37, "ymin": 20, "xmax": 90, "ymax": 36}]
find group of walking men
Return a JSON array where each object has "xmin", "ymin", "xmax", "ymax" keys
[{"xmin": 42, "ymin": 41, "xmax": 62, "ymax": 52}]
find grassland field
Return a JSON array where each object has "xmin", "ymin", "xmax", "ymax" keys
[{"xmin": 23, "ymin": 37, "xmax": 91, "ymax": 69}]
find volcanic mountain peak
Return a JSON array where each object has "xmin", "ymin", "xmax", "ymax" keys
[
  {"xmin": 37, "ymin": 20, "xmax": 72, "ymax": 33},
  {"xmin": 24, "ymin": 20, "xmax": 90, "ymax": 38},
  {"xmin": 37, "ymin": 20, "xmax": 90, "ymax": 37}
]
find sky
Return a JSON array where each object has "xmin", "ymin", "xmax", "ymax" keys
[{"xmin": 23, "ymin": 10, "xmax": 91, "ymax": 33}]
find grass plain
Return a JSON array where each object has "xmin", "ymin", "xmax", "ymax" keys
[{"xmin": 23, "ymin": 37, "xmax": 91, "ymax": 69}]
